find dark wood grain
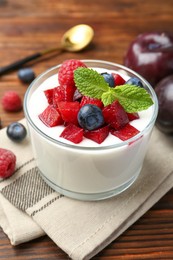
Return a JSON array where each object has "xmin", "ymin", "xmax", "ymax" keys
[{"xmin": 0, "ymin": 0, "xmax": 173, "ymax": 259}]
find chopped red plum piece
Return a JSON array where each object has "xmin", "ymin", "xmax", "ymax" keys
[
  {"xmin": 80, "ymin": 96, "xmax": 103, "ymax": 109},
  {"xmin": 58, "ymin": 101, "xmax": 80, "ymax": 125},
  {"xmin": 112, "ymin": 73, "xmax": 126, "ymax": 86},
  {"xmin": 110, "ymin": 123, "xmax": 140, "ymax": 141},
  {"xmin": 60, "ymin": 124, "xmax": 83, "ymax": 144},
  {"xmin": 39, "ymin": 105, "xmax": 63, "ymax": 127},
  {"xmin": 84, "ymin": 125, "xmax": 109, "ymax": 144},
  {"xmin": 44, "ymin": 88, "xmax": 54, "ymax": 105},
  {"xmin": 102, "ymin": 100, "xmax": 129, "ymax": 130},
  {"xmin": 127, "ymin": 112, "xmax": 139, "ymax": 121},
  {"xmin": 53, "ymin": 86, "xmax": 66, "ymax": 107}
]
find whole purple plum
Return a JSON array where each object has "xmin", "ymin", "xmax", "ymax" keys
[
  {"xmin": 124, "ymin": 32, "xmax": 173, "ymax": 87},
  {"xmin": 155, "ymin": 75, "xmax": 173, "ymax": 134}
]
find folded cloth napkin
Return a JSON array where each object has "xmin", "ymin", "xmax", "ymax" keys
[{"xmin": 0, "ymin": 118, "xmax": 173, "ymax": 260}]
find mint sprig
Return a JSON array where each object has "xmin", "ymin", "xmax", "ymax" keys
[
  {"xmin": 74, "ymin": 67, "xmax": 154, "ymax": 113},
  {"xmin": 74, "ymin": 67, "xmax": 109, "ymax": 99}
]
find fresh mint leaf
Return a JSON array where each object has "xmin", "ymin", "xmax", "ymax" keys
[
  {"xmin": 101, "ymin": 89, "xmax": 117, "ymax": 106},
  {"xmin": 110, "ymin": 85, "xmax": 154, "ymax": 113},
  {"xmin": 74, "ymin": 67, "xmax": 154, "ymax": 113},
  {"xmin": 74, "ymin": 67, "xmax": 109, "ymax": 99}
]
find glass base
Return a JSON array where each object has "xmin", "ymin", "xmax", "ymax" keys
[{"xmin": 39, "ymin": 169, "xmax": 140, "ymax": 201}]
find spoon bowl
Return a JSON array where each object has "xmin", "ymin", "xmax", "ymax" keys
[
  {"xmin": 0, "ymin": 24, "xmax": 94, "ymax": 76},
  {"xmin": 61, "ymin": 24, "xmax": 94, "ymax": 52}
]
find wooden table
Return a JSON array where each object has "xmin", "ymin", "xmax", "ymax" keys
[{"xmin": 0, "ymin": 0, "xmax": 173, "ymax": 259}]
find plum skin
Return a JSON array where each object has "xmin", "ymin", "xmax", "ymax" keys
[
  {"xmin": 155, "ymin": 75, "xmax": 173, "ymax": 134},
  {"xmin": 124, "ymin": 32, "xmax": 173, "ymax": 87}
]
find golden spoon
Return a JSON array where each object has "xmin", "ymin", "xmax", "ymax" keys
[{"xmin": 0, "ymin": 24, "xmax": 94, "ymax": 76}]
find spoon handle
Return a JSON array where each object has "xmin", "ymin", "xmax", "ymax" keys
[
  {"xmin": 0, "ymin": 47, "xmax": 61, "ymax": 76},
  {"xmin": 0, "ymin": 53, "xmax": 42, "ymax": 76}
]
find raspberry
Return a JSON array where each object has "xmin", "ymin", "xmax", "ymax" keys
[
  {"xmin": 1, "ymin": 91, "xmax": 22, "ymax": 112},
  {"xmin": 58, "ymin": 59, "xmax": 87, "ymax": 88},
  {"xmin": 0, "ymin": 148, "xmax": 16, "ymax": 178}
]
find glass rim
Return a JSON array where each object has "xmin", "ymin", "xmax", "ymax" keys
[{"xmin": 24, "ymin": 59, "xmax": 158, "ymax": 151}]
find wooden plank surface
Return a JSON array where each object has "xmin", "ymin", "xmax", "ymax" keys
[{"xmin": 0, "ymin": 0, "xmax": 173, "ymax": 259}]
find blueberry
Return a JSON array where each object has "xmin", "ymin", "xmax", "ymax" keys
[
  {"xmin": 18, "ymin": 68, "xmax": 35, "ymax": 84},
  {"xmin": 78, "ymin": 104, "xmax": 104, "ymax": 130},
  {"xmin": 101, "ymin": 72, "xmax": 115, "ymax": 87},
  {"xmin": 7, "ymin": 122, "xmax": 27, "ymax": 142},
  {"xmin": 126, "ymin": 77, "xmax": 144, "ymax": 88}
]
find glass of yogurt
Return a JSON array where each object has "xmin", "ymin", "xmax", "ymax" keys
[{"xmin": 24, "ymin": 60, "xmax": 158, "ymax": 200}]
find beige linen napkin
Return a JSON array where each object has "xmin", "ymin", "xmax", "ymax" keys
[
  {"xmin": 0, "ymin": 118, "xmax": 173, "ymax": 260},
  {"xmin": 0, "ymin": 119, "xmax": 45, "ymax": 245}
]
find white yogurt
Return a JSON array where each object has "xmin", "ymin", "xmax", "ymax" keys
[{"xmin": 24, "ymin": 60, "xmax": 158, "ymax": 200}]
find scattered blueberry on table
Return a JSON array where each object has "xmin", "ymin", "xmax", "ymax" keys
[
  {"xmin": 18, "ymin": 67, "xmax": 35, "ymax": 84},
  {"xmin": 7, "ymin": 122, "xmax": 27, "ymax": 142}
]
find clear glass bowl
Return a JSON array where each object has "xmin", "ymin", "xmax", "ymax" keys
[{"xmin": 24, "ymin": 60, "xmax": 158, "ymax": 201}]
